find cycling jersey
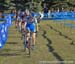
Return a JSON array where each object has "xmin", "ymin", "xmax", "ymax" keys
[{"xmin": 25, "ymin": 15, "xmax": 36, "ymax": 32}]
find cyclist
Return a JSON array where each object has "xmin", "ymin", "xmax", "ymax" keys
[
  {"xmin": 25, "ymin": 9, "xmax": 37, "ymax": 49},
  {"xmin": 15, "ymin": 10, "xmax": 18, "ymax": 28},
  {"xmin": 20, "ymin": 15, "xmax": 27, "ymax": 40},
  {"xmin": 35, "ymin": 13, "xmax": 41, "ymax": 32},
  {"xmin": 16, "ymin": 10, "xmax": 20, "ymax": 28},
  {"xmin": 16, "ymin": 10, "xmax": 23, "ymax": 32}
]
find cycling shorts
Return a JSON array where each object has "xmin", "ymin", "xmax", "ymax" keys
[{"xmin": 26, "ymin": 23, "xmax": 36, "ymax": 33}]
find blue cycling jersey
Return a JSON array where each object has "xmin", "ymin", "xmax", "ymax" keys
[
  {"xmin": 25, "ymin": 15, "xmax": 37, "ymax": 32},
  {"xmin": 25, "ymin": 15, "xmax": 36, "ymax": 24}
]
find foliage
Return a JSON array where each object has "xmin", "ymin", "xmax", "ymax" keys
[{"xmin": 0, "ymin": 0, "xmax": 75, "ymax": 11}]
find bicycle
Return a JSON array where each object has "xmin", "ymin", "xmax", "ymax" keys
[{"xmin": 21, "ymin": 26, "xmax": 32, "ymax": 56}]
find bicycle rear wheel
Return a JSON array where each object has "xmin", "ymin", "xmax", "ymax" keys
[{"xmin": 23, "ymin": 35, "xmax": 31, "ymax": 56}]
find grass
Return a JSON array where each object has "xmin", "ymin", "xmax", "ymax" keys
[{"xmin": 0, "ymin": 20, "xmax": 75, "ymax": 64}]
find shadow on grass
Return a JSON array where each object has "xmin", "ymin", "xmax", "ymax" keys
[
  {"xmin": 48, "ymin": 24, "xmax": 60, "ymax": 33},
  {"xmin": 59, "ymin": 32, "xmax": 72, "ymax": 40},
  {"xmin": 7, "ymin": 42, "xmax": 18, "ymax": 45},
  {"xmin": 48, "ymin": 24, "xmax": 74, "ymax": 45},
  {"xmin": 8, "ymin": 36, "xmax": 21, "ymax": 38},
  {"xmin": 0, "ymin": 53, "xmax": 21, "ymax": 57},
  {"xmin": 0, "ymin": 48, "xmax": 25, "ymax": 52},
  {"xmin": 0, "ymin": 48, "xmax": 25, "ymax": 57},
  {"xmin": 8, "ymin": 32, "xmax": 17, "ymax": 34},
  {"xmin": 42, "ymin": 30, "xmax": 64, "ymax": 64},
  {"xmin": 0, "ymin": 49, "xmax": 21, "ymax": 56}
]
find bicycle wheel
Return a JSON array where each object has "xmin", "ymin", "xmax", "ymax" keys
[
  {"xmin": 23, "ymin": 32, "xmax": 32, "ymax": 56},
  {"xmin": 23, "ymin": 33, "xmax": 27, "ymax": 52},
  {"xmin": 23, "ymin": 33, "xmax": 31, "ymax": 56}
]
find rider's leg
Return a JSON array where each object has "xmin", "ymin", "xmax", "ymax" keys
[
  {"xmin": 26, "ymin": 32, "xmax": 30, "ymax": 48},
  {"xmin": 25, "ymin": 25, "xmax": 30, "ymax": 43},
  {"xmin": 32, "ymin": 32, "xmax": 36, "ymax": 46},
  {"xmin": 36, "ymin": 23, "xmax": 39, "ymax": 32},
  {"xmin": 21, "ymin": 22, "xmax": 27, "ymax": 39},
  {"xmin": 25, "ymin": 32, "xmax": 30, "ymax": 53},
  {"xmin": 19, "ymin": 21, "xmax": 21, "ymax": 32},
  {"xmin": 31, "ymin": 23, "xmax": 36, "ymax": 47},
  {"xmin": 26, "ymin": 32, "xmax": 30, "ymax": 42}
]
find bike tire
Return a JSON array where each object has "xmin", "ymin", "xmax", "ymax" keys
[{"xmin": 23, "ymin": 34, "xmax": 27, "ymax": 52}]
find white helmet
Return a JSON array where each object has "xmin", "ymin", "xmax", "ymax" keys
[{"xmin": 25, "ymin": 9, "xmax": 30, "ymax": 15}]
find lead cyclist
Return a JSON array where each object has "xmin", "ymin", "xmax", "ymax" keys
[{"xmin": 24, "ymin": 9, "xmax": 37, "ymax": 50}]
